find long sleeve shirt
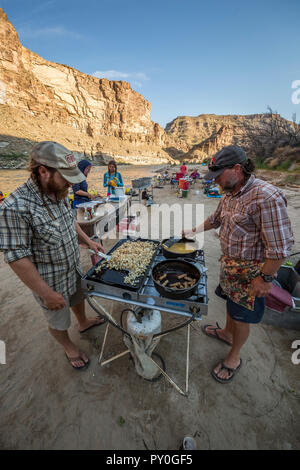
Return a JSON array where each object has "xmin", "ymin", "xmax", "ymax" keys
[{"xmin": 103, "ymin": 171, "xmax": 123, "ymax": 194}]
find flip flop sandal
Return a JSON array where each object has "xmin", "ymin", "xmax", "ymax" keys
[
  {"xmin": 201, "ymin": 322, "xmax": 232, "ymax": 346},
  {"xmin": 211, "ymin": 359, "xmax": 243, "ymax": 384},
  {"xmin": 79, "ymin": 317, "xmax": 106, "ymax": 333},
  {"xmin": 65, "ymin": 352, "xmax": 90, "ymax": 370}
]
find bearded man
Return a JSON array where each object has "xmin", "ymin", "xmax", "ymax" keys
[
  {"xmin": 184, "ymin": 145, "xmax": 294, "ymax": 383},
  {"xmin": 0, "ymin": 141, "xmax": 105, "ymax": 370}
]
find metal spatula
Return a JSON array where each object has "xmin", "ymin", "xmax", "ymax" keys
[{"xmin": 89, "ymin": 249, "xmax": 111, "ymax": 261}]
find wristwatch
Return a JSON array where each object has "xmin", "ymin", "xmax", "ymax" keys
[{"xmin": 259, "ymin": 272, "xmax": 274, "ymax": 283}]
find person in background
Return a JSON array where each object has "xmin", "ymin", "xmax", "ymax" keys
[
  {"xmin": 103, "ymin": 160, "xmax": 124, "ymax": 196},
  {"xmin": 180, "ymin": 161, "xmax": 187, "ymax": 176},
  {"xmin": 72, "ymin": 160, "xmax": 98, "ymax": 208},
  {"xmin": 190, "ymin": 168, "xmax": 200, "ymax": 180},
  {"xmin": 0, "ymin": 191, "xmax": 4, "ymax": 204}
]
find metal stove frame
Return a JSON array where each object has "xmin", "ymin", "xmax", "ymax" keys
[{"xmin": 82, "ymin": 239, "xmax": 209, "ymax": 396}]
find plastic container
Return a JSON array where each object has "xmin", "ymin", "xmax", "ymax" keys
[
  {"xmin": 182, "ymin": 190, "xmax": 189, "ymax": 198},
  {"xmin": 116, "ymin": 216, "xmax": 138, "ymax": 233},
  {"xmin": 132, "ymin": 177, "xmax": 152, "ymax": 189},
  {"xmin": 115, "ymin": 187, "xmax": 125, "ymax": 197}
]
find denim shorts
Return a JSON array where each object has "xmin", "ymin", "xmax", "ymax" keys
[{"xmin": 215, "ymin": 284, "xmax": 265, "ymax": 324}]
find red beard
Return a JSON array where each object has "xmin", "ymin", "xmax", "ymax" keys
[{"xmin": 46, "ymin": 175, "xmax": 70, "ymax": 200}]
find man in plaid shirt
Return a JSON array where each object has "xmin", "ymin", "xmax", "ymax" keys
[
  {"xmin": 184, "ymin": 146, "xmax": 294, "ymax": 383},
  {"xmin": 0, "ymin": 142, "xmax": 105, "ymax": 370}
]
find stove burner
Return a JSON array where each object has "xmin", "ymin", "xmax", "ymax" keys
[{"xmin": 82, "ymin": 238, "xmax": 208, "ymax": 318}]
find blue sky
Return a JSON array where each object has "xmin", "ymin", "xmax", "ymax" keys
[{"xmin": 1, "ymin": 0, "xmax": 300, "ymax": 127}]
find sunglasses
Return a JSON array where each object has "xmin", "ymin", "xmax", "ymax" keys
[{"xmin": 208, "ymin": 163, "xmax": 235, "ymax": 172}]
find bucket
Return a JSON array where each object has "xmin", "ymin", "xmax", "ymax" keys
[
  {"xmin": 182, "ymin": 190, "xmax": 189, "ymax": 198},
  {"xmin": 179, "ymin": 179, "xmax": 185, "ymax": 189}
]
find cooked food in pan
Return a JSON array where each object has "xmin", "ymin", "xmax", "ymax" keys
[
  {"xmin": 156, "ymin": 271, "xmax": 197, "ymax": 290},
  {"xmin": 166, "ymin": 242, "xmax": 196, "ymax": 254},
  {"xmin": 95, "ymin": 240, "xmax": 157, "ymax": 286}
]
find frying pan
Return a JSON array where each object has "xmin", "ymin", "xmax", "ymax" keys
[
  {"xmin": 161, "ymin": 237, "xmax": 198, "ymax": 259},
  {"xmin": 152, "ymin": 259, "xmax": 201, "ymax": 299}
]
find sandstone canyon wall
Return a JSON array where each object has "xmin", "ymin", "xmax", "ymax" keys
[
  {"xmin": 0, "ymin": 8, "xmax": 187, "ymax": 165},
  {"xmin": 0, "ymin": 8, "xmax": 298, "ymax": 169}
]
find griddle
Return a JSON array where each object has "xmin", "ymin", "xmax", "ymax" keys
[{"xmin": 85, "ymin": 238, "xmax": 160, "ymax": 292}]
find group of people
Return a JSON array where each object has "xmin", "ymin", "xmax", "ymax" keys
[
  {"xmin": 173, "ymin": 162, "xmax": 201, "ymax": 183},
  {"xmin": 0, "ymin": 141, "xmax": 295, "ymax": 383},
  {"xmin": 72, "ymin": 159, "xmax": 124, "ymax": 208}
]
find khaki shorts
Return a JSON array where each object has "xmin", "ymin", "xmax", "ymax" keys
[{"xmin": 33, "ymin": 276, "xmax": 85, "ymax": 331}]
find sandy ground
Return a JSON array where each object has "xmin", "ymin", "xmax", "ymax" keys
[{"xmin": 0, "ymin": 176, "xmax": 300, "ymax": 450}]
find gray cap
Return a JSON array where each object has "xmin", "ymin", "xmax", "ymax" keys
[
  {"xmin": 204, "ymin": 145, "xmax": 247, "ymax": 180},
  {"xmin": 30, "ymin": 141, "xmax": 86, "ymax": 184}
]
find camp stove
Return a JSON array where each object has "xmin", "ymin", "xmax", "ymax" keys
[
  {"xmin": 82, "ymin": 238, "xmax": 208, "ymax": 319},
  {"xmin": 81, "ymin": 238, "xmax": 208, "ymax": 396}
]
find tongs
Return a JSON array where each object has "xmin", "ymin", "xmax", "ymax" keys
[{"xmin": 89, "ymin": 249, "xmax": 111, "ymax": 261}]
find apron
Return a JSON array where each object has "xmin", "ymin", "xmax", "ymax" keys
[{"xmin": 219, "ymin": 256, "xmax": 264, "ymax": 311}]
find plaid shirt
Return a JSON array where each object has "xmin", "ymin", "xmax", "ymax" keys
[
  {"xmin": 208, "ymin": 175, "xmax": 294, "ymax": 261},
  {"xmin": 0, "ymin": 178, "xmax": 82, "ymax": 298}
]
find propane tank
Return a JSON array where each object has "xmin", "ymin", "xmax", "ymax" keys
[{"xmin": 127, "ymin": 308, "xmax": 161, "ymax": 340}]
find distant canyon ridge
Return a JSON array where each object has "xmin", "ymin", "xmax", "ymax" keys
[{"xmin": 0, "ymin": 8, "xmax": 299, "ymax": 169}]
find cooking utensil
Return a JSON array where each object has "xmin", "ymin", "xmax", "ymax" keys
[
  {"xmin": 89, "ymin": 249, "xmax": 111, "ymax": 261},
  {"xmin": 152, "ymin": 259, "xmax": 201, "ymax": 299}
]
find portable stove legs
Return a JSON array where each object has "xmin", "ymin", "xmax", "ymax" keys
[
  {"xmin": 98, "ymin": 321, "xmax": 130, "ymax": 366},
  {"xmin": 89, "ymin": 296, "xmax": 191, "ymax": 397}
]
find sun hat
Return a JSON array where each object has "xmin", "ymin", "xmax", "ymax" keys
[{"xmin": 30, "ymin": 141, "xmax": 86, "ymax": 184}]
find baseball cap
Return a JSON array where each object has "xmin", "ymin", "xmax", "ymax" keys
[
  {"xmin": 204, "ymin": 145, "xmax": 247, "ymax": 180},
  {"xmin": 30, "ymin": 141, "xmax": 86, "ymax": 184}
]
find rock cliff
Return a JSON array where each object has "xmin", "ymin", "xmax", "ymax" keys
[
  {"xmin": 165, "ymin": 113, "xmax": 267, "ymax": 147},
  {"xmin": 0, "ymin": 8, "xmax": 186, "ymax": 165},
  {"xmin": 166, "ymin": 113, "xmax": 300, "ymax": 164},
  {"xmin": 0, "ymin": 8, "xmax": 298, "ymax": 169}
]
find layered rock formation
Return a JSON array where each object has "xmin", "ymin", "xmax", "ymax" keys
[
  {"xmin": 165, "ymin": 113, "xmax": 267, "ymax": 147},
  {"xmin": 0, "ymin": 8, "xmax": 298, "ymax": 168},
  {"xmin": 166, "ymin": 113, "xmax": 300, "ymax": 163},
  {"xmin": 0, "ymin": 8, "xmax": 187, "ymax": 165}
]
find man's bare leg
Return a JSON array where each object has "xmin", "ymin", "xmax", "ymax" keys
[
  {"xmin": 205, "ymin": 312, "xmax": 234, "ymax": 344},
  {"xmin": 48, "ymin": 327, "xmax": 88, "ymax": 367},
  {"xmin": 213, "ymin": 319, "xmax": 250, "ymax": 380},
  {"xmin": 71, "ymin": 301, "xmax": 104, "ymax": 333}
]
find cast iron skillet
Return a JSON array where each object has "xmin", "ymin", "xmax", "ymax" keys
[
  {"xmin": 161, "ymin": 237, "xmax": 198, "ymax": 259},
  {"xmin": 152, "ymin": 259, "xmax": 201, "ymax": 299}
]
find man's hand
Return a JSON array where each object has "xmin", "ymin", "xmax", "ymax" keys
[
  {"xmin": 88, "ymin": 239, "xmax": 105, "ymax": 254},
  {"xmin": 43, "ymin": 290, "xmax": 66, "ymax": 311},
  {"xmin": 251, "ymin": 276, "xmax": 272, "ymax": 297},
  {"xmin": 182, "ymin": 228, "xmax": 195, "ymax": 238}
]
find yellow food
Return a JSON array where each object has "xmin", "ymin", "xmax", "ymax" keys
[{"xmin": 167, "ymin": 242, "xmax": 195, "ymax": 254}]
